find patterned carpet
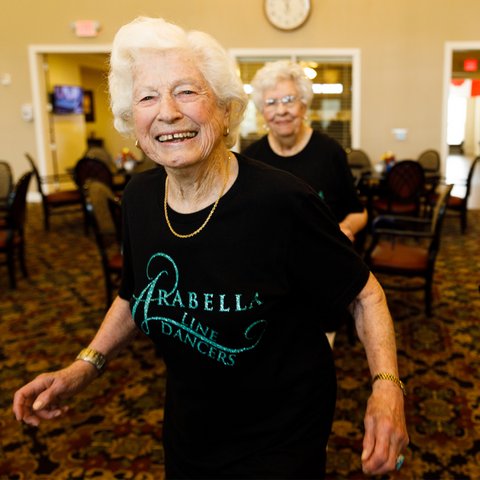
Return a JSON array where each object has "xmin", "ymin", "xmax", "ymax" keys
[{"xmin": 0, "ymin": 204, "xmax": 479, "ymax": 479}]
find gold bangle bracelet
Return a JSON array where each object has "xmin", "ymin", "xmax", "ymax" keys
[
  {"xmin": 76, "ymin": 347, "xmax": 107, "ymax": 374},
  {"xmin": 372, "ymin": 372, "xmax": 406, "ymax": 396}
]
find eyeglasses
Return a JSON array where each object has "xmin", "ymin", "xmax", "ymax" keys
[{"xmin": 263, "ymin": 95, "xmax": 299, "ymax": 109}]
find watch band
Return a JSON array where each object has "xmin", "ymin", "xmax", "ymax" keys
[
  {"xmin": 76, "ymin": 347, "xmax": 106, "ymax": 374},
  {"xmin": 372, "ymin": 372, "xmax": 406, "ymax": 396}
]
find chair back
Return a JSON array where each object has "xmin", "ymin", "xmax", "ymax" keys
[
  {"xmin": 85, "ymin": 180, "xmax": 118, "ymax": 236},
  {"xmin": 6, "ymin": 171, "xmax": 33, "ymax": 231},
  {"xmin": 84, "ymin": 146, "xmax": 117, "ymax": 173},
  {"xmin": 24, "ymin": 153, "xmax": 45, "ymax": 198},
  {"xmin": 464, "ymin": 155, "xmax": 480, "ymax": 201},
  {"xmin": 347, "ymin": 149, "xmax": 372, "ymax": 170},
  {"xmin": 0, "ymin": 160, "xmax": 13, "ymax": 206},
  {"xmin": 385, "ymin": 159, "xmax": 426, "ymax": 208},
  {"xmin": 74, "ymin": 157, "xmax": 113, "ymax": 191},
  {"xmin": 84, "ymin": 179, "xmax": 122, "ymax": 308},
  {"xmin": 430, "ymin": 183, "xmax": 453, "ymax": 233},
  {"xmin": 108, "ymin": 196, "xmax": 122, "ymax": 244},
  {"xmin": 347, "ymin": 149, "xmax": 372, "ymax": 192},
  {"xmin": 425, "ymin": 183, "xmax": 453, "ymax": 285},
  {"xmin": 366, "ymin": 181, "xmax": 451, "ymax": 316},
  {"xmin": 417, "ymin": 149, "xmax": 440, "ymax": 172}
]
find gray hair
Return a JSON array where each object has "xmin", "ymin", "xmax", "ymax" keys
[
  {"xmin": 109, "ymin": 17, "xmax": 247, "ymax": 148},
  {"xmin": 250, "ymin": 60, "xmax": 313, "ymax": 111}
]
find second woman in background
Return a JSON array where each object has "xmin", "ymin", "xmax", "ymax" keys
[
  {"xmin": 243, "ymin": 60, "xmax": 368, "ymax": 345},
  {"xmin": 243, "ymin": 60, "xmax": 367, "ymax": 244}
]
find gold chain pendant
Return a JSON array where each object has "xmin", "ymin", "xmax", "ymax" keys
[{"xmin": 164, "ymin": 154, "xmax": 230, "ymax": 239}]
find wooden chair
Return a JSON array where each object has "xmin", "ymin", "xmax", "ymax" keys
[
  {"xmin": 417, "ymin": 150, "xmax": 442, "ymax": 198},
  {"xmin": 0, "ymin": 171, "xmax": 33, "ymax": 288},
  {"xmin": 73, "ymin": 156, "xmax": 116, "ymax": 234},
  {"xmin": 83, "ymin": 145, "xmax": 117, "ymax": 173},
  {"xmin": 108, "ymin": 196, "xmax": 122, "ymax": 245},
  {"xmin": 371, "ymin": 160, "xmax": 426, "ymax": 216},
  {"xmin": 417, "ymin": 149, "xmax": 440, "ymax": 173},
  {"xmin": 365, "ymin": 183, "xmax": 453, "ymax": 316},
  {"xmin": 0, "ymin": 160, "xmax": 13, "ymax": 217},
  {"xmin": 347, "ymin": 148, "xmax": 373, "ymax": 193},
  {"xmin": 445, "ymin": 155, "xmax": 479, "ymax": 233},
  {"xmin": 84, "ymin": 179, "xmax": 123, "ymax": 309},
  {"xmin": 74, "ymin": 156, "xmax": 114, "ymax": 190},
  {"xmin": 347, "ymin": 148, "xmax": 372, "ymax": 171},
  {"xmin": 25, "ymin": 153, "xmax": 83, "ymax": 231}
]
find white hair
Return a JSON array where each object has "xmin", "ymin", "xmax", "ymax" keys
[
  {"xmin": 250, "ymin": 60, "xmax": 313, "ymax": 111},
  {"xmin": 109, "ymin": 17, "xmax": 247, "ymax": 148}
]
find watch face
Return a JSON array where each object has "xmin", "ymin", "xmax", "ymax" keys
[{"xmin": 264, "ymin": 0, "xmax": 311, "ymax": 31}]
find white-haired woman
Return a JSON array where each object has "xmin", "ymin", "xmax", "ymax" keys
[
  {"xmin": 244, "ymin": 60, "xmax": 367, "ymax": 243},
  {"xmin": 13, "ymin": 17, "xmax": 407, "ymax": 479}
]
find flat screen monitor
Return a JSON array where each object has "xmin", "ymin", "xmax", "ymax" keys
[{"xmin": 52, "ymin": 85, "xmax": 84, "ymax": 114}]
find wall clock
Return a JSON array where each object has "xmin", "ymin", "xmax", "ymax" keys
[{"xmin": 264, "ymin": 0, "xmax": 312, "ymax": 31}]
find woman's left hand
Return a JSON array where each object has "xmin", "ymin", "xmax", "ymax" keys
[{"xmin": 361, "ymin": 381, "xmax": 409, "ymax": 475}]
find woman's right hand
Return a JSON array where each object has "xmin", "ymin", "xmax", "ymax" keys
[{"xmin": 13, "ymin": 360, "xmax": 99, "ymax": 427}]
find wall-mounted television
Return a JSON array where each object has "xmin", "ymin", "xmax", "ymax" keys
[{"xmin": 52, "ymin": 85, "xmax": 84, "ymax": 114}]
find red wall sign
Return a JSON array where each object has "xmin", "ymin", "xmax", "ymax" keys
[{"xmin": 463, "ymin": 58, "xmax": 478, "ymax": 72}]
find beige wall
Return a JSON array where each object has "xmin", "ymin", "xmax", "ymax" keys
[{"xmin": 2, "ymin": 0, "xmax": 480, "ymax": 181}]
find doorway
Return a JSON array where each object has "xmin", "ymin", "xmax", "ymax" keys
[
  {"xmin": 29, "ymin": 45, "xmax": 113, "ymax": 184},
  {"xmin": 443, "ymin": 42, "xmax": 480, "ymax": 208},
  {"xmin": 446, "ymin": 46, "xmax": 480, "ymax": 157}
]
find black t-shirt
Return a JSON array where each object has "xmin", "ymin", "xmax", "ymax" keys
[
  {"xmin": 119, "ymin": 154, "xmax": 370, "ymax": 478},
  {"xmin": 243, "ymin": 131, "xmax": 364, "ymax": 222}
]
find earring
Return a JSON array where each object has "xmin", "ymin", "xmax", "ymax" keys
[
  {"xmin": 224, "ymin": 127, "xmax": 230, "ymax": 136},
  {"xmin": 135, "ymin": 139, "xmax": 139, "ymax": 148}
]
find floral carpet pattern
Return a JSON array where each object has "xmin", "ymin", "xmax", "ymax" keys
[{"xmin": 1, "ymin": 204, "xmax": 479, "ymax": 479}]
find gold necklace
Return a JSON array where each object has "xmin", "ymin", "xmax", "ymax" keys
[{"xmin": 164, "ymin": 154, "xmax": 231, "ymax": 239}]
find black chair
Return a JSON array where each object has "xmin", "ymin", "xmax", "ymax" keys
[
  {"xmin": 371, "ymin": 160, "xmax": 426, "ymax": 216},
  {"xmin": 0, "ymin": 171, "xmax": 33, "ymax": 288},
  {"xmin": 74, "ymin": 156, "xmax": 114, "ymax": 190},
  {"xmin": 365, "ymin": 183, "xmax": 453, "ymax": 316},
  {"xmin": 25, "ymin": 153, "xmax": 83, "ymax": 231},
  {"xmin": 84, "ymin": 179, "xmax": 123, "ymax": 309}
]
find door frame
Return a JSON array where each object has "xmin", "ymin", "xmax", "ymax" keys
[
  {"xmin": 443, "ymin": 41, "xmax": 480, "ymax": 168},
  {"xmin": 28, "ymin": 44, "xmax": 111, "ymax": 181}
]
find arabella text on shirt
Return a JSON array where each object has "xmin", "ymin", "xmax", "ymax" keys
[{"xmin": 132, "ymin": 252, "xmax": 267, "ymax": 367}]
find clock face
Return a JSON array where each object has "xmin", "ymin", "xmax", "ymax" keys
[{"xmin": 264, "ymin": 0, "xmax": 311, "ymax": 31}]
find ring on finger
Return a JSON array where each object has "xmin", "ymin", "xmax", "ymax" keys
[{"xmin": 396, "ymin": 454, "xmax": 405, "ymax": 471}]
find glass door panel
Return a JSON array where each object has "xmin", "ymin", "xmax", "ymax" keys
[{"xmin": 234, "ymin": 52, "xmax": 354, "ymax": 151}]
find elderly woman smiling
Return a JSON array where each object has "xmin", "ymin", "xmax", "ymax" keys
[
  {"xmin": 244, "ymin": 60, "xmax": 367, "ymax": 244},
  {"xmin": 13, "ymin": 17, "xmax": 408, "ymax": 479}
]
